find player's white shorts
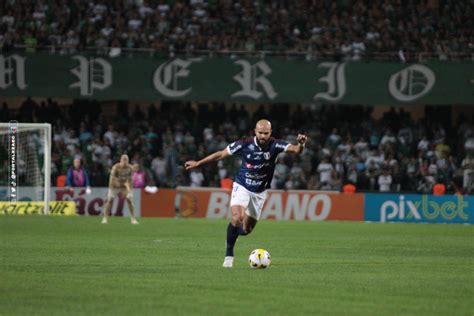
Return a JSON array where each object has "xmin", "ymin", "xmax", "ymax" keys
[
  {"xmin": 230, "ymin": 182, "xmax": 267, "ymax": 220},
  {"xmin": 107, "ymin": 188, "xmax": 133, "ymax": 200}
]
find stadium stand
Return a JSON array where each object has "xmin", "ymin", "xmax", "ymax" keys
[
  {"xmin": 2, "ymin": 99, "xmax": 474, "ymax": 194},
  {"xmin": 0, "ymin": 0, "xmax": 472, "ymax": 60},
  {"xmin": 1, "ymin": 1, "xmax": 473, "ymax": 193}
]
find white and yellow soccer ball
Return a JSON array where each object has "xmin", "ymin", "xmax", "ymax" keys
[{"xmin": 248, "ymin": 248, "xmax": 271, "ymax": 269}]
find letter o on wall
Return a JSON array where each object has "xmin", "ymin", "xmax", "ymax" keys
[{"xmin": 307, "ymin": 195, "xmax": 331, "ymax": 221}]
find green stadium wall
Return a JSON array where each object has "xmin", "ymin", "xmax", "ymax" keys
[{"xmin": 1, "ymin": 53, "xmax": 473, "ymax": 104}]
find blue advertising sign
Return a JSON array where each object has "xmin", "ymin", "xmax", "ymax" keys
[{"xmin": 364, "ymin": 194, "xmax": 473, "ymax": 224}]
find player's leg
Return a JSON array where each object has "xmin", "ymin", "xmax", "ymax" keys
[
  {"xmin": 126, "ymin": 196, "xmax": 139, "ymax": 224},
  {"xmin": 102, "ymin": 188, "xmax": 116, "ymax": 224},
  {"xmin": 239, "ymin": 189, "xmax": 266, "ymax": 235},
  {"xmin": 239, "ymin": 214, "xmax": 257, "ymax": 235},
  {"xmin": 224, "ymin": 183, "xmax": 249, "ymax": 267},
  {"xmin": 223, "ymin": 205, "xmax": 245, "ymax": 268},
  {"xmin": 102, "ymin": 198, "xmax": 112, "ymax": 224}
]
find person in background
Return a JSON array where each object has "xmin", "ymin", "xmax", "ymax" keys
[
  {"xmin": 220, "ymin": 177, "xmax": 233, "ymax": 190},
  {"xmin": 433, "ymin": 182, "xmax": 446, "ymax": 195},
  {"xmin": 132, "ymin": 163, "xmax": 146, "ymax": 189},
  {"xmin": 342, "ymin": 182, "xmax": 356, "ymax": 194},
  {"xmin": 66, "ymin": 158, "xmax": 91, "ymax": 194},
  {"xmin": 102, "ymin": 155, "xmax": 139, "ymax": 225},
  {"xmin": 378, "ymin": 168, "xmax": 392, "ymax": 192}
]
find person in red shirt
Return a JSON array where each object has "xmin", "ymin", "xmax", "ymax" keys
[
  {"xmin": 342, "ymin": 183, "xmax": 356, "ymax": 194},
  {"xmin": 220, "ymin": 177, "xmax": 233, "ymax": 190},
  {"xmin": 433, "ymin": 183, "xmax": 446, "ymax": 195}
]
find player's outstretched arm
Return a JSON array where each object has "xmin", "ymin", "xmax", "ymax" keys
[
  {"xmin": 185, "ymin": 149, "xmax": 231, "ymax": 170},
  {"xmin": 286, "ymin": 134, "xmax": 308, "ymax": 154}
]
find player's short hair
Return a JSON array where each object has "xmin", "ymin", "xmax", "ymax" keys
[{"xmin": 255, "ymin": 119, "xmax": 272, "ymax": 129}]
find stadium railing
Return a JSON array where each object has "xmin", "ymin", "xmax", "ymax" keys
[{"xmin": 3, "ymin": 45, "xmax": 474, "ymax": 62}]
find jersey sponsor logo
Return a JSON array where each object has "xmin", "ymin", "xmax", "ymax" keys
[
  {"xmin": 275, "ymin": 143, "xmax": 287, "ymax": 149},
  {"xmin": 245, "ymin": 173, "xmax": 267, "ymax": 180},
  {"xmin": 245, "ymin": 162, "xmax": 270, "ymax": 170},
  {"xmin": 245, "ymin": 179, "xmax": 264, "ymax": 186},
  {"xmin": 229, "ymin": 142, "xmax": 242, "ymax": 154}
]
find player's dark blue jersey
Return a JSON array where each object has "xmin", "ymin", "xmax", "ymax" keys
[{"xmin": 226, "ymin": 137, "xmax": 290, "ymax": 193}]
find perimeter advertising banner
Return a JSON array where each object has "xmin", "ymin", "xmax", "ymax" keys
[
  {"xmin": 2, "ymin": 186, "xmax": 472, "ymax": 223},
  {"xmin": 364, "ymin": 194, "xmax": 474, "ymax": 224},
  {"xmin": 0, "ymin": 186, "xmax": 141, "ymax": 217},
  {"xmin": 0, "ymin": 201, "xmax": 76, "ymax": 215},
  {"xmin": 140, "ymin": 188, "xmax": 364, "ymax": 221}
]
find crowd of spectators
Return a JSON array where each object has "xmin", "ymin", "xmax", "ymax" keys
[
  {"xmin": 2, "ymin": 98, "xmax": 474, "ymax": 194},
  {"xmin": 1, "ymin": 0, "xmax": 473, "ymax": 60}
]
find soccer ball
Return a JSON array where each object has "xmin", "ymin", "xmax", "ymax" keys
[{"xmin": 248, "ymin": 248, "xmax": 271, "ymax": 269}]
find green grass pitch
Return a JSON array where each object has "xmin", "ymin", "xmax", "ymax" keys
[{"xmin": 0, "ymin": 216, "xmax": 473, "ymax": 315}]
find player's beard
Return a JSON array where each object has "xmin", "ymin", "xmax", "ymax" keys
[{"xmin": 257, "ymin": 138, "xmax": 269, "ymax": 146}]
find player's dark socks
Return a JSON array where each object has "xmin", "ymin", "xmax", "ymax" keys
[
  {"xmin": 226, "ymin": 223, "xmax": 240, "ymax": 257},
  {"xmin": 238, "ymin": 226, "xmax": 248, "ymax": 236}
]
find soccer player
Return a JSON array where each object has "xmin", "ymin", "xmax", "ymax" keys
[
  {"xmin": 185, "ymin": 119, "xmax": 307, "ymax": 267},
  {"xmin": 102, "ymin": 154, "xmax": 139, "ymax": 225}
]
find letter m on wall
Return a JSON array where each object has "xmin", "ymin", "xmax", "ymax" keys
[{"xmin": 0, "ymin": 55, "xmax": 27, "ymax": 90}]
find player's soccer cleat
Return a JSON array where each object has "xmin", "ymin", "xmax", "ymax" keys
[
  {"xmin": 101, "ymin": 217, "xmax": 108, "ymax": 224},
  {"xmin": 131, "ymin": 218, "xmax": 139, "ymax": 225},
  {"xmin": 222, "ymin": 256, "xmax": 234, "ymax": 268}
]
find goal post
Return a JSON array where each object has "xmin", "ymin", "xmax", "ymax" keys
[{"xmin": 0, "ymin": 122, "xmax": 52, "ymax": 214}]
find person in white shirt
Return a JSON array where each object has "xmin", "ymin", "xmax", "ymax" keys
[
  {"xmin": 189, "ymin": 168, "xmax": 204, "ymax": 187},
  {"xmin": 151, "ymin": 155, "xmax": 167, "ymax": 185},
  {"xmin": 417, "ymin": 136, "xmax": 430, "ymax": 152},
  {"xmin": 103, "ymin": 124, "xmax": 116, "ymax": 147},
  {"xmin": 378, "ymin": 169, "xmax": 392, "ymax": 192},
  {"xmin": 465, "ymin": 137, "xmax": 474, "ymax": 154},
  {"xmin": 461, "ymin": 154, "xmax": 474, "ymax": 190},
  {"xmin": 355, "ymin": 137, "xmax": 369, "ymax": 157},
  {"xmin": 380, "ymin": 130, "xmax": 397, "ymax": 146},
  {"xmin": 317, "ymin": 157, "xmax": 334, "ymax": 184}
]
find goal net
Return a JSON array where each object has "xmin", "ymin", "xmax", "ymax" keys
[{"xmin": 0, "ymin": 122, "xmax": 52, "ymax": 214}]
